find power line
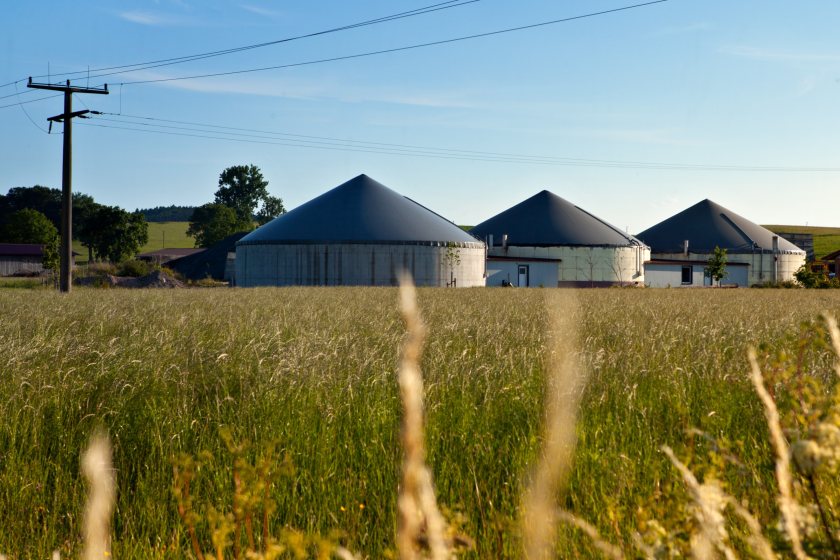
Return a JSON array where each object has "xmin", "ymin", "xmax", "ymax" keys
[
  {"xmin": 80, "ymin": 114, "xmax": 840, "ymax": 172},
  {"xmin": 0, "ymin": 77, "xmax": 28, "ymax": 90},
  {"xmin": 117, "ymin": 0, "xmax": 669, "ymax": 87},
  {"xmin": 89, "ymin": 112, "xmax": 682, "ymax": 166},
  {"xmin": 0, "ymin": 86, "xmax": 42, "ymax": 100},
  {"xmin": 94, "ymin": 113, "xmax": 578, "ymax": 160},
  {"xmin": 20, "ymin": 0, "xmax": 480, "ymax": 86},
  {"xmin": 80, "ymin": 121, "xmax": 567, "ymax": 164},
  {"xmin": 14, "ymin": 81, "xmax": 51, "ymax": 134},
  {"xmin": 0, "ymin": 92, "xmax": 63, "ymax": 110},
  {"xmin": 2, "ymin": 1, "xmax": 666, "ymax": 103}
]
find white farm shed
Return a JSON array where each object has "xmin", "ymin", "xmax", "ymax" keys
[
  {"xmin": 470, "ymin": 191, "xmax": 649, "ymax": 287},
  {"xmin": 235, "ymin": 174, "xmax": 486, "ymax": 287},
  {"xmin": 637, "ymin": 199, "xmax": 806, "ymax": 287}
]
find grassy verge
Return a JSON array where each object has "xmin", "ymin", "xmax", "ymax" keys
[
  {"xmin": 0, "ymin": 276, "xmax": 51, "ymax": 289},
  {"xmin": 0, "ymin": 288, "xmax": 839, "ymax": 557}
]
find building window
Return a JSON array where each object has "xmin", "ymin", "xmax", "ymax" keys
[{"xmin": 681, "ymin": 265, "xmax": 692, "ymax": 285}]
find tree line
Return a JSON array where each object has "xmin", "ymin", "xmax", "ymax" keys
[
  {"xmin": 137, "ymin": 205, "xmax": 197, "ymax": 222},
  {"xmin": 0, "ymin": 186, "xmax": 149, "ymax": 263},
  {"xmin": 1, "ymin": 163, "xmax": 285, "ymax": 269}
]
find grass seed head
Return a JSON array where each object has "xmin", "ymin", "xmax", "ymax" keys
[{"xmin": 81, "ymin": 432, "xmax": 115, "ymax": 560}]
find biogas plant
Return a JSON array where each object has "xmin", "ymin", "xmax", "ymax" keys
[{"xmin": 232, "ymin": 175, "xmax": 806, "ymax": 288}]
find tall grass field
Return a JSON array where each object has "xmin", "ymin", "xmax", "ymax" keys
[{"xmin": 1, "ymin": 288, "xmax": 840, "ymax": 558}]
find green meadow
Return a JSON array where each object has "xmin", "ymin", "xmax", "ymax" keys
[
  {"xmin": 72, "ymin": 222, "xmax": 193, "ymax": 264},
  {"xmin": 764, "ymin": 225, "xmax": 840, "ymax": 259}
]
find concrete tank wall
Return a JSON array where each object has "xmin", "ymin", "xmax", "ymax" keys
[
  {"xmin": 236, "ymin": 242, "xmax": 486, "ymax": 287},
  {"xmin": 644, "ymin": 262, "xmax": 749, "ymax": 287},
  {"xmin": 486, "ymin": 244, "xmax": 650, "ymax": 287},
  {"xmin": 653, "ymin": 251, "xmax": 806, "ymax": 285}
]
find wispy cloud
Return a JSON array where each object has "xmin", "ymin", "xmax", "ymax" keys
[
  {"xmin": 130, "ymin": 71, "xmax": 323, "ymax": 98},
  {"xmin": 794, "ymin": 75, "xmax": 820, "ymax": 97},
  {"xmin": 130, "ymin": 71, "xmax": 475, "ymax": 108},
  {"xmin": 719, "ymin": 45, "xmax": 840, "ymax": 63},
  {"xmin": 240, "ymin": 4, "xmax": 283, "ymax": 18},
  {"xmin": 338, "ymin": 89, "xmax": 475, "ymax": 109},
  {"xmin": 119, "ymin": 10, "xmax": 189, "ymax": 26}
]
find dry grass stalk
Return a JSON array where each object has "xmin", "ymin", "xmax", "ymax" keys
[
  {"xmin": 334, "ymin": 546, "xmax": 361, "ymax": 560},
  {"xmin": 81, "ymin": 433, "xmax": 116, "ymax": 560},
  {"xmin": 522, "ymin": 292, "xmax": 587, "ymax": 560},
  {"xmin": 823, "ymin": 313, "xmax": 840, "ymax": 378},
  {"xmin": 661, "ymin": 446, "xmax": 736, "ymax": 560},
  {"xmin": 726, "ymin": 498, "xmax": 777, "ymax": 560},
  {"xmin": 396, "ymin": 275, "xmax": 449, "ymax": 560},
  {"xmin": 748, "ymin": 348, "xmax": 809, "ymax": 560},
  {"xmin": 631, "ymin": 531, "xmax": 657, "ymax": 560},
  {"xmin": 556, "ymin": 509, "xmax": 623, "ymax": 560}
]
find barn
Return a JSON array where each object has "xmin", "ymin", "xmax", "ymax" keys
[
  {"xmin": 0, "ymin": 243, "xmax": 47, "ymax": 276},
  {"xmin": 636, "ymin": 199, "xmax": 806, "ymax": 287},
  {"xmin": 235, "ymin": 174, "xmax": 486, "ymax": 287},
  {"xmin": 168, "ymin": 232, "xmax": 247, "ymax": 283},
  {"xmin": 469, "ymin": 190, "xmax": 649, "ymax": 287}
]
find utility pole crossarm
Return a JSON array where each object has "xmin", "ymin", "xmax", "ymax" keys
[
  {"xmin": 48, "ymin": 109, "xmax": 90, "ymax": 122},
  {"xmin": 27, "ymin": 78, "xmax": 109, "ymax": 293},
  {"xmin": 27, "ymin": 77, "xmax": 109, "ymax": 95}
]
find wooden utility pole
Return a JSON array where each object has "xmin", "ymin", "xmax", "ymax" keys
[{"xmin": 27, "ymin": 78, "xmax": 108, "ymax": 292}]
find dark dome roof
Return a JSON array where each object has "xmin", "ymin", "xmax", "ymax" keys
[
  {"xmin": 636, "ymin": 199, "xmax": 804, "ymax": 254},
  {"xmin": 238, "ymin": 174, "xmax": 479, "ymax": 245},
  {"xmin": 470, "ymin": 190, "xmax": 643, "ymax": 247}
]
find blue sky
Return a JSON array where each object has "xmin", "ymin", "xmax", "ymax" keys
[{"xmin": 2, "ymin": 0, "xmax": 839, "ymax": 232}]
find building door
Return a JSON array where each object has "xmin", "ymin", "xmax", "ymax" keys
[{"xmin": 518, "ymin": 265, "xmax": 529, "ymax": 287}]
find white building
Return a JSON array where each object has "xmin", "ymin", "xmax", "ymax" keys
[
  {"xmin": 470, "ymin": 191, "xmax": 649, "ymax": 287},
  {"xmin": 637, "ymin": 199, "xmax": 806, "ymax": 287},
  {"xmin": 235, "ymin": 174, "xmax": 486, "ymax": 287}
]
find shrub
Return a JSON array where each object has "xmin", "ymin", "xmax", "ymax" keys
[
  {"xmin": 116, "ymin": 259, "xmax": 151, "ymax": 278},
  {"xmin": 794, "ymin": 264, "xmax": 840, "ymax": 289}
]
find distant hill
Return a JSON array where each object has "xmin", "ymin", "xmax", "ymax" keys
[
  {"xmin": 137, "ymin": 205, "xmax": 196, "ymax": 222},
  {"xmin": 763, "ymin": 225, "xmax": 840, "ymax": 260}
]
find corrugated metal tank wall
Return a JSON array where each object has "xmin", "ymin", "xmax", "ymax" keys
[{"xmin": 236, "ymin": 243, "xmax": 486, "ymax": 287}]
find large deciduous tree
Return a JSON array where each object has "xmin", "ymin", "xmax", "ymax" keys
[
  {"xmin": 1, "ymin": 208, "xmax": 58, "ymax": 245},
  {"xmin": 85, "ymin": 206, "xmax": 149, "ymax": 263},
  {"xmin": 256, "ymin": 195, "xmax": 285, "ymax": 226},
  {"xmin": 213, "ymin": 164, "xmax": 285, "ymax": 224},
  {"xmin": 0, "ymin": 186, "xmax": 62, "ymax": 228},
  {"xmin": 187, "ymin": 203, "xmax": 248, "ymax": 248}
]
